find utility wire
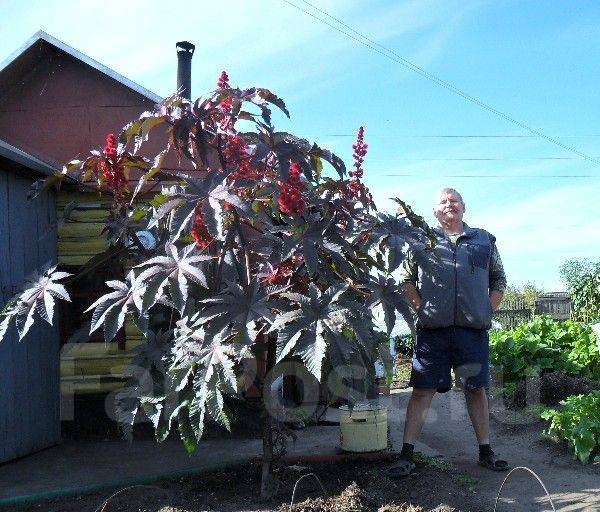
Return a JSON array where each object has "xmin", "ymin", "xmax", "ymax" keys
[
  {"xmin": 282, "ymin": 0, "xmax": 600, "ymax": 166},
  {"xmin": 369, "ymin": 157, "xmax": 598, "ymax": 161},
  {"xmin": 382, "ymin": 174, "xmax": 598, "ymax": 178},
  {"xmin": 321, "ymin": 134, "xmax": 600, "ymax": 138}
]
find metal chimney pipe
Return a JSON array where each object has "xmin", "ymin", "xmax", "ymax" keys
[{"xmin": 176, "ymin": 41, "xmax": 195, "ymax": 100}]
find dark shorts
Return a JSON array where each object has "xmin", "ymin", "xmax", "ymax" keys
[{"xmin": 409, "ymin": 326, "xmax": 489, "ymax": 393}]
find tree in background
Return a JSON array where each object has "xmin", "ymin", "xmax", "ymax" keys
[
  {"xmin": 0, "ymin": 74, "xmax": 430, "ymax": 496},
  {"xmin": 501, "ymin": 281, "xmax": 545, "ymax": 311},
  {"xmin": 560, "ymin": 259, "xmax": 600, "ymax": 324}
]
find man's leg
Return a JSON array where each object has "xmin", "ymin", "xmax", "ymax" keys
[
  {"xmin": 455, "ymin": 328, "xmax": 508, "ymax": 471},
  {"xmin": 464, "ymin": 387, "xmax": 489, "ymax": 444},
  {"xmin": 403, "ymin": 387, "xmax": 437, "ymax": 444},
  {"xmin": 389, "ymin": 387, "xmax": 436, "ymax": 478}
]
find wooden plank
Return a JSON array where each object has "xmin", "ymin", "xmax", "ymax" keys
[
  {"xmin": 35, "ymin": 190, "xmax": 51, "ymax": 447},
  {"xmin": 58, "ymin": 222, "xmax": 105, "ymax": 238},
  {"xmin": 35, "ymin": 189, "xmax": 60, "ymax": 448},
  {"xmin": 22, "ymin": 174, "xmax": 42, "ymax": 454},
  {"xmin": 59, "ymin": 209, "xmax": 109, "ymax": 222},
  {"xmin": 58, "ymin": 239, "xmax": 108, "ymax": 253},
  {"xmin": 0, "ymin": 170, "xmax": 16, "ymax": 463},
  {"xmin": 7, "ymin": 173, "xmax": 32, "ymax": 458},
  {"xmin": 56, "ymin": 191, "xmax": 113, "ymax": 207},
  {"xmin": 58, "ymin": 254, "xmax": 99, "ymax": 266}
]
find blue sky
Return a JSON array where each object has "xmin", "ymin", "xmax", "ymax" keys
[{"xmin": 1, "ymin": 0, "xmax": 598, "ymax": 290}]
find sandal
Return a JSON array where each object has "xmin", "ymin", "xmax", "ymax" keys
[
  {"xmin": 387, "ymin": 459, "xmax": 416, "ymax": 478},
  {"xmin": 479, "ymin": 453, "xmax": 509, "ymax": 472}
]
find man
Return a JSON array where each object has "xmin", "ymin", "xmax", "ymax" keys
[{"xmin": 388, "ymin": 188, "xmax": 508, "ymax": 477}]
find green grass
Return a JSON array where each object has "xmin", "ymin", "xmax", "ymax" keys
[{"xmin": 414, "ymin": 452, "xmax": 479, "ymax": 493}]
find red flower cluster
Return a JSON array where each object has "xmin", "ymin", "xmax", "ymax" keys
[
  {"xmin": 103, "ymin": 133, "xmax": 118, "ymax": 159},
  {"xmin": 215, "ymin": 71, "xmax": 232, "ymax": 121},
  {"xmin": 225, "ymin": 135, "xmax": 252, "ymax": 181},
  {"xmin": 217, "ymin": 70, "xmax": 230, "ymax": 89},
  {"xmin": 190, "ymin": 205, "xmax": 214, "ymax": 249},
  {"xmin": 350, "ymin": 126, "xmax": 367, "ymax": 180},
  {"xmin": 344, "ymin": 126, "xmax": 373, "ymax": 207},
  {"xmin": 100, "ymin": 133, "xmax": 127, "ymax": 199},
  {"xmin": 261, "ymin": 254, "xmax": 303, "ymax": 285},
  {"xmin": 278, "ymin": 161, "xmax": 305, "ymax": 216}
]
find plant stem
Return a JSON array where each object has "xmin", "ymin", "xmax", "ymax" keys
[{"xmin": 260, "ymin": 334, "xmax": 277, "ymax": 499}]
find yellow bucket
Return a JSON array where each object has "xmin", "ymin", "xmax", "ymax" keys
[{"xmin": 339, "ymin": 404, "xmax": 388, "ymax": 453}]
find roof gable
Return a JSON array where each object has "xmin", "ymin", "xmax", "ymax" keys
[{"xmin": 0, "ymin": 30, "xmax": 161, "ymax": 103}]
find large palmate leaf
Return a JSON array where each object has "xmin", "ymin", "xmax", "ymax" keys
[
  {"xmin": 85, "ymin": 273, "xmax": 146, "ymax": 342},
  {"xmin": 0, "ymin": 266, "xmax": 71, "ymax": 342},
  {"xmin": 368, "ymin": 213, "xmax": 412, "ymax": 273},
  {"xmin": 278, "ymin": 216, "xmax": 352, "ymax": 276},
  {"xmin": 365, "ymin": 274, "xmax": 415, "ymax": 336},
  {"xmin": 152, "ymin": 171, "xmax": 251, "ymax": 243},
  {"xmin": 269, "ymin": 283, "xmax": 350, "ymax": 379},
  {"xmin": 168, "ymin": 326, "xmax": 238, "ymax": 444},
  {"xmin": 113, "ymin": 329, "xmax": 173, "ymax": 436},
  {"xmin": 197, "ymin": 279, "xmax": 279, "ymax": 346},
  {"xmin": 135, "ymin": 243, "xmax": 213, "ymax": 314}
]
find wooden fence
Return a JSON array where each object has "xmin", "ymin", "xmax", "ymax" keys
[
  {"xmin": 535, "ymin": 292, "xmax": 571, "ymax": 320},
  {"xmin": 493, "ymin": 293, "xmax": 572, "ymax": 329},
  {"xmin": 493, "ymin": 300, "xmax": 532, "ymax": 329}
]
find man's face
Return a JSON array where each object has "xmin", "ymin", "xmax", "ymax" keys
[{"xmin": 433, "ymin": 191, "xmax": 464, "ymax": 224}]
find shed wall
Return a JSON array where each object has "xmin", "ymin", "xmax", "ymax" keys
[{"xmin": 0, "ymin": 168, "xmax": 60, "ymax": 463}]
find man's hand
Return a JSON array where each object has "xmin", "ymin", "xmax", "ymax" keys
[
  {"xmin": 401, "ymin": 283, "xmax": 422, "ymax": 312},
  {"xmin": 489, "ymin": 290, "xmax": 503, "ymax": 311}
]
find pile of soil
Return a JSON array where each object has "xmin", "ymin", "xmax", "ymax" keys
[
  {"xmin": 505, "ymin": 371, "xmax": 600, "ymax": 408},
  {"xmin": 285, "ymin": 482, "xmax": 456, "ymax": 511},
  {"xmin": 10, "ymin": 457, "xmax": 483, "ymax": 512}
]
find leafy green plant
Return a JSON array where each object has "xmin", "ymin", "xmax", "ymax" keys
[
  {"xmin": 489, "ymin": 315, "xmax": 600, "ymax": 384},
  {"xmin": 540, "ymin": 391, "xmax": 600, "ymax": 463},
  {"xmin": 394, "ymin": 333, "xmax": 413, "ymax": 357},
  {"xmin": 560, "ymin": 258, "xmax": 600, "ymax": 324}
]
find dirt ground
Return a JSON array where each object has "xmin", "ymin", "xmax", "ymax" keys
[
  {"xmin": 3, "ymin": 383, "xmax": 599, "ymax": 511},
  {"xmin": 6, "ymin": 456, "xmax": 490, "ymax": 512}
]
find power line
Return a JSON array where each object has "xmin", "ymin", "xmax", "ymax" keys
[
  {"xmin": 370, "ymin": 157, "xmax": 598, "ymax": 161},
  {"xmin": 320, "ymin": 134, "xmax": 600, "ymax": 139},
  {"xmin": 282, "ymin": 0, "xmax": 600, "ymax": 166},
  {"xmin": 381, "ymin": 174, "xmax": 598, "ymax": 178}
]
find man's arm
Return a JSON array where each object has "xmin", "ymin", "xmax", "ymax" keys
[
  {"xmin": 489, "ymin": 243, "xmax": 506, "ymax": 311},
  {"xmin": 490, "ymin": 290, "xmax": 503, "ymax": 311}
]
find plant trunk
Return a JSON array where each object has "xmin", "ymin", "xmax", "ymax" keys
[
  {"xmin": 260, "ymin": 334, "xmax": 277, "ymax": 499},
  {"xmin": 260, "ymin": 406, "xmax": 275, "ymax": 499}
]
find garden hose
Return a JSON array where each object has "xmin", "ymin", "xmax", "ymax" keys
[{"xmin": 493, "ymin": 466, "xmax": 556, "ymax": 512}]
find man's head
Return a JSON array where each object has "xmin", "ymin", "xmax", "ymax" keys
[{"xmin": 433, "ymin": 187, "xmax": 465, "ymax": 226}]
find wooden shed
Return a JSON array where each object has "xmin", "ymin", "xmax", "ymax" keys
[
  {"xmin": 0, "ymin": 139, "xmax": 61, "ymax": 463},
  {"xmin": 0, "ymin": 31, "xmax": 167, "ymax": 461}
]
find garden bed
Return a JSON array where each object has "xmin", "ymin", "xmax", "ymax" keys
[
  {"xmin": 10, "ymin": 455, "xmax": 486, "ymax": 512},
  {"xmin": 503, "ymin": 371, "xmax": 600, "ymax": 409}
]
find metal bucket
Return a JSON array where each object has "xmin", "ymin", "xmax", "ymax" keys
[{"xmin": 339, "ymin": 403, "xmax": 388, "ymax": 452}]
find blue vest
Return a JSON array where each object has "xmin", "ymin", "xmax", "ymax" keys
[{"xmin": 412, "ymin": 225, "xmax": 494, "ymax": 329}]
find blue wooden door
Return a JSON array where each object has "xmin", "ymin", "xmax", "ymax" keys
[{"xmin": 0, "ymin": 169, "xmax": 60, "ymax": 463}]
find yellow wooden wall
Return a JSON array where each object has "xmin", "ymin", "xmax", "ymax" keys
[{"xmin": 57, "ymin": 191, "xmax": 143, "ymax": 395}]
